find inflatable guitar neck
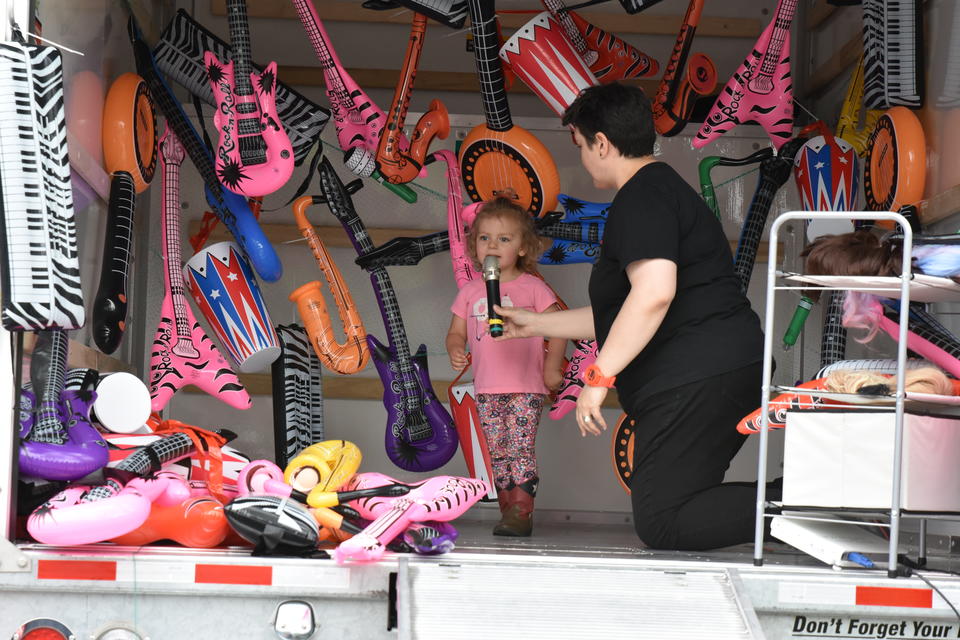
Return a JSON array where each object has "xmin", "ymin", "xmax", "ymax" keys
[
  {"xmin": 205, "ymin": 0, "xmax": 294, "ymax": 196},
  {"xmin": 149, "ymin": 129, "xmax": 250, "ymax": 412},
  {"xmin": 733, "ymin": 136, "xmax": 806, "ymax": 294},
  {"xmin": 697, "ymin": 149, "xmax": 773, "ymax": 219},
  {"xmin": 128, "ymin": 15, "xmax": 282, "ymax": 282},
  {"xmin": 693, "ymin": 0, "xmax": 797, "ymax": 150},
  {"xmin": 316, "ymin": 157, "xmax": 458, "ymax": 472},
  {"xmin": 19, "ymin": 330, "xmax": 107, "ymax": 481},
  {"xmin": 536, "ymin": 194, "xmax": 609, "ymax": 265},
  {"xmin": 92, "ymin": 171, "xmax": 137, "ymax": 354}
]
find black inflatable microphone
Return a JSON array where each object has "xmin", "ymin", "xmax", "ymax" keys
[{"xmin": 482, "ymin": 255, "xmax": 503, "ymax": 337}]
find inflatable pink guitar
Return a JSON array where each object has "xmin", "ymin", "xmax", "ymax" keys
[
  {"xmin": 693, "ymin": 0, "xmax": 796, "ymax": 150},
  {"xmin": 149, "ymin": 128, "xmax": 251, "ymax": 412},
  {"xmin": 290, "ymin": 0, "xmax": 414, "ymax": 202},
  {"xmin": 205, "ymin": 0, "xmax": 294, "ymax": 196},
  {"xmin": 334, "ymin": 472, "xmax": 487, "ymax": 564}
]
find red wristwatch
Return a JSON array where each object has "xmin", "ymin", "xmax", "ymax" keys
[{"xmin": 582, "ymin": 364, "xmax": 616, "ymax": 388}]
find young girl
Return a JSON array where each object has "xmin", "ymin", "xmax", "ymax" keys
[{"xmin": 446, "ymin": 197, "xmax": 566, "ymax": 537}]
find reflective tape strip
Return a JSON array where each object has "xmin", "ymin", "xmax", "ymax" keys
[
  {"xmin": 856, "ymin": 586, "xmax": 933, "ymax": 608},
  {"xmin": 780, "ymin": 582, "xmax": 937, "ymax": 609},
  {"xmin": 37, "ymin": 559, "xmax": 117, "ymax": 581}
]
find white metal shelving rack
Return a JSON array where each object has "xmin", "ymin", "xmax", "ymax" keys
[{"xmin": 755, "ymin": 211, "xmax": 919, "ymax": 578}]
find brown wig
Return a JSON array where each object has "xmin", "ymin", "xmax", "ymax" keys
[
  {"xmin": 467, "ymin": 196, "xmax": 543, "ymax": 274},
  {"xmin": 801, "ymin": 230, "xmax": 902, "ymax": 277}
]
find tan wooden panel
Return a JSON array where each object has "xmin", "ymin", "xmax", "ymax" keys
[
  {"xmin": 921, "ymin": 184, "xmax": 960, "ymax": 226},
  {"xmin": 22, "ymin": 334, "xmax": 136, "ymax": 374},
  {"xmin": 211, "ymin": 0, "xmax": 762, "ymax": 38},
  {"xmin": 279, "ymin": 65, "xmax": 660, "ymax": 96},
  {"xmin": 803, "ymin": 31, "xmax": 863, "ymax": 98},
  {"xmin": 209, "ymin": 371, "xmax": 623, "ymax": 408},
  {"xmin": 806, "ymin": 0, "xmax": 838, "ymax": 30}
]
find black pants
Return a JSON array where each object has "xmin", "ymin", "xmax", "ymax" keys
[{"xmin": 628, "ymin": 362, "xmax": 781, "ymax": 551}]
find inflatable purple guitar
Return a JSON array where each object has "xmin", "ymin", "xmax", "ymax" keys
[
  {"xmin": 19, "ymin": 330, "xmax": 108, "ymax": 481},
  {"xmin": 693, "ymin": 0, "xmax": 796, "ymax": 150},
  {"xmin": 149, "ymin": 128, "xmax": 251, "ymax": 412},
  {"xmin": 334, "ymin": 472, "xmax": 487, "ymax": 563},
  {"xmin": 316, "ymin": 157, "xmax": 458, "ymax": 472}
]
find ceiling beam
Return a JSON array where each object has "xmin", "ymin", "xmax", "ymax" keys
[
  {"xmin": 209, "ymin": 0, "xmax": 762, "ymax": 38},
  {"xmin": 278, "ymin": 64, "xmax": 659, "ymax": 95}
]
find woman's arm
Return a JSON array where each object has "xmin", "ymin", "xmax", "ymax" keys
[
  {"xmin": 494, "ymin": 304, "xmax": 595, "ymax": 341},
  {"xmin": 577, "ymin": 258, "xmax": 676, "ymax": 436},
  {"xmin": 445, "ymin": 314, "xmax": 469, "ymax": 370}
]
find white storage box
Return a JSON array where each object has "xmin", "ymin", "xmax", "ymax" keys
[{"xmin": 782, "ymin": 410, "xmax": 960, "ymax": 511}]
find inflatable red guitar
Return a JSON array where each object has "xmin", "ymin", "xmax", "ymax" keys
[
  {"xmin": 149, "ymin": 129, "xmax": 250, "ymax": 412},
  {"xmin": 693, "ymin": 0, "xmax": 796, "ymax": 150},
  {"xmin": 205, "ymin": 0, "xmax": 294, "ymax": 197}
]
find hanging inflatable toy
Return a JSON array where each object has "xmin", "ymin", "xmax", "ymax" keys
[
  {"xmin": 128, "ymin": 15, "xmax": 282, "ymax": 282},
  {"xmin": 382, "ymin": 0, "xmax": 467, "ymax": 28},
  {"xmin": 499, "ymin": 12, "xmax": 599, "ymax": 119},
  {"xmin": 334, "ymin": 473, "xmax": 488, "ymax": 564},
  {"xmin": 698, "ymin": 149, "xmax": 773, "ymax": 220},
  {"xmin": 19, "ymin": 331, "xmax": 108, "ymax": 482},
  {"xmin": 836, "ymin": 54, "xmax": 884, "ymax": 157},
  {"xmin": 864, "ymin": 106, "xmax": 927, "ymax": 222},
  {"xmin": 149, "ymin": 128, "xmax": 250, "ymax": 412},
  {"xmin": 272, "ymin": 324, "xmax": 325, "ymax": 468},
  {"xmin": 204, "ymin": 0, "xmax": 294, "ymax": 197},
  {"xmin": 91, "ymin": 172, "xmax": 137, "ymax": 355},
  {"xmin": 733, "ymin": 136, "xmax": 808, "ymax": 294},
  {"xmin": 538, "ymin": 0, "xmax": 658, "ymax": 84},
  {"xmin": 611, "ymin": 413, "xmax": 632, "ymax": 493},
  {"xmin": 289, "ymin": 0, "xmax": 415, "ymax": 203},
  {"xmin": 693, "ymin": 0, "xmax": 797, "ymax": 150},
  {"xmin": 652, "ymin": 0, "xmax": 717, "ymax": 137},
  {"xmin": 461, "ymin": 0, "xmax": 560, "ymax": 217},
  {"xmin": 375, "ymin": 12, "xmax": 449, "ymax": 186},
  {"xmin": 288, "ymin": 196, "xmax": 368, "ymax": 375},
  {"xmin": 861, "ymin": 0, "xmax": 924, "ymax": 109},
  {"xmin": 183, "ymin": 240, "xmax": 281, "ymax": 373},
  {"xmin": 27, "ymin": 425, "xmax": 233, "ymax": 545},
  {"xmin": 317, "ymin": 157, "xmax": 459, "ymax": 472},
  {"xmin": 536, "ymin": 194, "xmax": 608, "ymax": 265},
  {"xmin": 102, "ymin": 72, "xmax": 157, "ymax": 194},
  {"xmin": 794, "ymin": 122, "xmax": 860, "ymax": 212}
]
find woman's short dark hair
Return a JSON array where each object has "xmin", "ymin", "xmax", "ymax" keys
[{"xmin": 561, "ymin": 83, "xmax": 655, "ymax": 158}]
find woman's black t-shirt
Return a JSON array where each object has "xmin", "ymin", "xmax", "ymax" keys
[{"xmin": 588, "ymin": 161, "xmax": 763, "ymax": 414}]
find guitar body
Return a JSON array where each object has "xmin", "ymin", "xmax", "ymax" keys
[
  {"xmin": 149, "ymin": 292, "xmax": 251, "ymax": 412},
  {"xmin": 205, "ymin": 53, "xmax": 294, "ymax": 197},
  {"xmin": 459, "ymin": 125, "xmax": 560, "ymax": 217},
  {"xmin": 368, "ymin": 335, "xmax": 459, "ymax": 472},
  {"xmin": 538, "ymin": 194, "xmax": 608, "ymax": 265},
  {"xmin": 569, "ymin": 11, "xmax": 658, "ymax": 81},
  {"xmin": 693, "ymin": 0, "xmax": 796, "ymax": 150}
]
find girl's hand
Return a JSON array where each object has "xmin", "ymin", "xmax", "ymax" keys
[
  {"xmin": 449, "ymin": 346, "xmax": 469, "ymax": 370},
  {"xmin": 576, "ymin": 385, "xmax": 608, "ymax": 437},
  {"xmin": 493, "ymin": 305, "xmax": 539, "ymax": 339},
  {"xmin": 544, "ymin": 366, "xmax": 564, "ymax": 393}
]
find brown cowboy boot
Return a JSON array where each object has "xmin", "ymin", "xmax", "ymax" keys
[{"xmin": 493, "ymin": 478, "xmax": 536, "ymax": 537}]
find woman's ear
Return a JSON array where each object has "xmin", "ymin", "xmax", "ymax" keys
[{"xmin": 594, "ymin": 131, "xmax": 610, "ymax": 158}]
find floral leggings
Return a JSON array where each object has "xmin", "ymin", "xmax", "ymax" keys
[{"xmin": 475, "ymin": 393, "xmax": 545, "ymax": 490}]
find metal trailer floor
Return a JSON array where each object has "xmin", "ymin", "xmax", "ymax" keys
[{"xmin": 5, "ymin": 518, "xmax": 960, "ymax": 640}]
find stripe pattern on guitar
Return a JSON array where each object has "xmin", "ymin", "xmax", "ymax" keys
[
  {"xmin": 272, "ymin": 324, "xmax": 324, "ymax": 467},
  {"xmin": 0, "ymin": 42, "xmax": 84, "ymax": 330}
]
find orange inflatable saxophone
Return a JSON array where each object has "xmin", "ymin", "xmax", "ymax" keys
[{"xmin": 289, "ymin": 195, "xmax": 369, "ymax": 375}]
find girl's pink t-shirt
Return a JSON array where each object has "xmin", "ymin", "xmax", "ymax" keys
[{"xmin": 451, "ymin": 273, "xmax": 557, "ymax": 395}]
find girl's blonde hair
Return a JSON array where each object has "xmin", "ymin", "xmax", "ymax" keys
[{"xmin": 466, "ymin": 197, "xmax": 542, "ymax": 274}]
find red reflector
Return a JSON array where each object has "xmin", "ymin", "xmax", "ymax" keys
[
  {"xmin": 37, "ymin": 559, "xmax": 117, "ymax": 581},
  {"xmin": 194, "ymin": 563, "xmax": 272, "ymax": 585},
  {"xmin": 856, "ymin": 586, "xmax": 933, "ymax": 608},
  {"xmin": 21, "ymin": 630, "xmax": 68, "ymax": 640}
]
